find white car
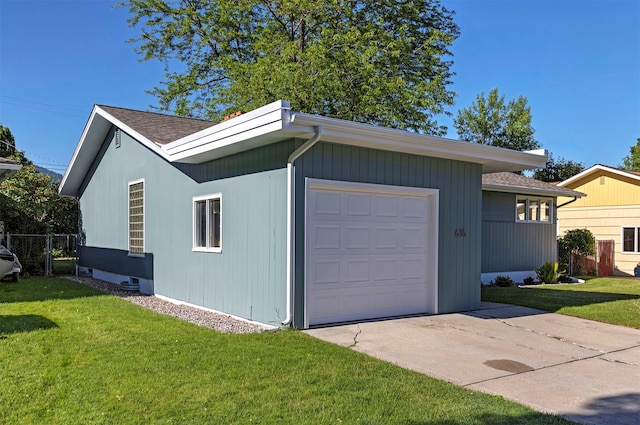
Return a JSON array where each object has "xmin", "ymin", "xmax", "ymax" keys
[{"xmin": 0, "ymin": 245, "xmax": 21, "ymax": 281}]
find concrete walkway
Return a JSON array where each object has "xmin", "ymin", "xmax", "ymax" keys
[{"xmin": 304, "ymin": 303, "xmax": 640, "ymax": 425}]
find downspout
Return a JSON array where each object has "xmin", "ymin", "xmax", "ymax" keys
[{"xmin": 282, "ymin": 125, "xmax": 322, "ymax": 326}]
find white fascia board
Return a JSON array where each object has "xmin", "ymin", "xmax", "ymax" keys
[
  {"xmin": 163, "ymin": 100, "xmax": 292, "ymax": 162},
  {"xmin": 0, "ymin": 162, "xmax": 22, "ymax": 172},
  {"xmin": 289, "ymin": 113, "xmax": 548, "ymax": 172},
  {"xmin": 59, "ymin": 106, "xmax": 105, "ymax": 196},
  {"xmin": 94, "ymin": 106, "xmax": 169, "ymax": 161},
  {"xmin": 558, "ymin": 164, "xmax": 640, "ymax": 187},
  {"xmin": 59, "ymin": 105, "xmax": 168, "ymax": 197}
]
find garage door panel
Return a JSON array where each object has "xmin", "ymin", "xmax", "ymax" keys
[
  {"xmin": 310, "ymin": 224, "xmax": 340, "ymax": 250},
  {"xmin": 345, "ymin": 259, "xmax": 370, "ymax": 282},
  {"xmin": 313, "ymin": 191, "xmax": 341, "ymax": 215},
  {"xmin": 310, "ymin": 259, "xmax": 340, "ymax": 284},
  {"xmin": 306, "ymin": 179, "xmax": 438, "ymax": 326},
  {"xmin": 401, "ymin": 197, "xmax": 429, "ymax": 218},
  {"xmin": 346, "ymin": 193, "xmax": 371, "ymax": 216},
  {"xmin": 345, "ymin": 226, "xmax": 370, "ymax": 249}
]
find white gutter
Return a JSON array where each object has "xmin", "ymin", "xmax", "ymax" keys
[{"xmin": 282, "ymin": 125, "xmax": 322, "ymax": 326}]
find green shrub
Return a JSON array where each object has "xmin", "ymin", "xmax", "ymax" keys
[
  {"xmin": 523, "ymin": 276, "xmax": 536, "ymax": 285},
  {"xmin": 536, "ymin": 262, "xmax": 558, "ymax": 284},
  {"xmin": 492, "ymin": 275, "xmax": 515, "ymax": 287},
  {"xmin": 557, "ymin": 228, "xmax": 595, "ymax": 273}
]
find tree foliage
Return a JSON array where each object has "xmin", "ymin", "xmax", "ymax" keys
[
  {"xmin": 0, "ymin": 126, "xmax": 77, "ymax": 236},
  {"xmin": 557, "ymin": 228, "xmax": 596, "ymax": 273},
  {"xmin": 120, "ymin": 0, "xmax": 460, "ymax": 135},
  {"xmin": 0, "ymin": 125, "xmax": 30, "ymax": 165},
  {"xmin": 453, "ymin": 87, "xmax": 539, "ymax": 151},
  {"xmin": 532, "ymin": 153, "xmax": 584, "ymax": 182},
  {"xmin": 619, "ymin": 137, "xmax": 640, "ymax": 171},
  {"xmin": 0, "ymin": 164, "xmax": 77, "ymax": 236}
]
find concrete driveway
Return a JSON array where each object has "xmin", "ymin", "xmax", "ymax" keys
[{"xmin": 304, "ymin": 302, "xmax": 640, "ymax": 425}]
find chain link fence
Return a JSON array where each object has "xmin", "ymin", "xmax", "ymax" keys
[{"xmin": 5, "ymin": 233, "xmax": 78, "ymax": 277}]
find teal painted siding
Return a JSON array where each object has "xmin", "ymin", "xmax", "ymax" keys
[
  {"xmin": 481, "ymin": 191, "xmax": 558, "ymax": 272},
  {"xmin": 79, "ymin": 128, "xmax": 289, "ymax": 325},
  {"xmin": 293, "ymin": 142, "xmax": 483, "ymax": 326}
]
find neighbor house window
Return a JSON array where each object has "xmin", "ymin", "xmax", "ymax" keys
[
  {"xmin": 128, "ymin": 179, "xmax": 144, "ymax": 256},
  {"xmin": 622, "ymin": 227, "xmax": 640, "ymax": 253},
  {"xmin": 193, "ymin": 193, "xmax": 221, "ymax": 252},
  {"xmin": 515, "ymin": 196, "xmax": 553, "ymax": 223}
]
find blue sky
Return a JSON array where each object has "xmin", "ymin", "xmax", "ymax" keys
[{"xmin": 0, "ymin": 0, "xmax": 638, "ymax": 175}]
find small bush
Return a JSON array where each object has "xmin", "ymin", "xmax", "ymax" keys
[
  {"xmin": 536, "ymin": 262, "xmax": 558, "ymax": 284},
  {"xmin": 523, "ymin": 276, "xmax": 536, "ymax": 285},
  {"xmin": 492, "ymin": 275, "xmax": 515, "ymax": 287}
]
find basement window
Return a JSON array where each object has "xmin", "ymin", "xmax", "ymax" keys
[
  {"xmin": 516, "ymin": 197, "xmax": 552, "ymax": 223},
  {"xmin": 193, "ymin": 193, "xmax": 222, "ymax": 252}
]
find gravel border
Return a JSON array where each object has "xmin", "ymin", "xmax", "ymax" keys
[{"xmin": 67, "ymin": 276, "xmax": 268, "ymax": 334}]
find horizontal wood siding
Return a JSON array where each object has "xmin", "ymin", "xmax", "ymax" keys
[
  {"xmin": 482, "ymin": 191, "xmax": 558, "ymax": 273},
  {"xmin": 558, "ymin": 205, "xmax": 640, "ymax": 275},
  {"xmin": 79, "ymin": 128, "xmax": 289, "ymax": 325},
  {"xmin": 293, "ymin": 142, "xmax": 482, "ymax": 326}
]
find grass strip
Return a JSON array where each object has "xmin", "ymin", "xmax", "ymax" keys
[{"xmin": 482, "ymin": 277, "xmax": 640, "ymax": 329}]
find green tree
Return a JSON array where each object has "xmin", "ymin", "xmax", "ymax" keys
[
  {"xmin": 620, "ymin": 137, "xmax": 640, "ymax": 171},
  {"xmin": 557, "ymin": 228, "xmax": 596, "ymax": 275},
  {"xmin": 120, "ymin": 0, "xmax": 460, "ymax": 135},
  {"xmin": 532, "ymin": 153, "xmax": 584, "ymax": 182},
  {"xmin": 0, "ymin": 125, "xmax": 30, "ymax": 165},
  {"xmin": 453, "ymin": 87, "xmax": 539, "ymax": 150}
]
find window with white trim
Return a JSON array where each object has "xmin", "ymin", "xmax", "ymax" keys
[
  {"xmin": 622, "ymin": 227, "xmax": 640, "ymax": 253},
  {"xmin": 193, "ymin": 193, "xmax": 221, "ymax": 252},
  {"xmin": 516, "ymin": 196, "xmax": 552, "ymax": 223},
  {"xmin": 128, "ymin": 180, "xmax": 144, "ymax": 255}
]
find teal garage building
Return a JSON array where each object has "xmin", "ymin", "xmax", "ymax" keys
[{"xmin": 60, "ymin": 100, "xmax": 548, "ymax": 328}]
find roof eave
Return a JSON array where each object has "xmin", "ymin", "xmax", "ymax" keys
[
  {"xmin": 559, "ymin": 164, "xmax": 640, "ymax": 187},
  {"xmin": 482, "ymin": 183, "xmax": 585, "ymax": 198},
  {"xmin": 289, "ymin": 113, "xmax": 548, "ymax": 173}
]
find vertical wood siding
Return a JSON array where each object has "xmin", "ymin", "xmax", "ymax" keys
[
  {"xmin": 293, "ymin": 142, "xmax": 483, "ymax": 326},
  {"xmin": 79, "ymin": 128, "xmax": 290, "ymax": 325},
  {"xmin": 481, "ymin": 191, "xmax": 558, "ymax": 272}
]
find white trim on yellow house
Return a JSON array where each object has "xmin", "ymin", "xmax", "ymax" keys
[{"xmin": 557, "ymin": 165, "xmax": 640, "ymax": 276}]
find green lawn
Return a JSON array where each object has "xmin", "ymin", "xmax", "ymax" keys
[
  {"xmin": 0, "ymin": 278, "xmax": 573, "ymax": 425},
  {"xmin": 482, "ymin": 277, "xmax": 640, "ymax": 329}
]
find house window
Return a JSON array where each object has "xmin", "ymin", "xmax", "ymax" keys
[
  {"xmin": 515, "ymin": 196, "xmax": 552, "ymax": 223},
  {"xmin": 128, "ymin": 180, "xmax": 144, "ymax": 256},
  {"xmin": 622, "ymin": 227, "xmax": 640, "ymax": 253},
  {"xmin": 193, "ymin": 193, "xmax": 221, "ymax": 252}
]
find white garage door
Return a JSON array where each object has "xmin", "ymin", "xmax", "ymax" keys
[{"xmin": 305, "ymin": 179, "xmax": 439, "ymax": 326}]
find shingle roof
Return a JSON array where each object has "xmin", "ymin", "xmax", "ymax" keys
[
  {"xmin": 98, "ymin": 105, "xmax": 216, "ymax": 145},
  {"xmin": 483, "ymin": 172, "xmax": 585, "ymax": 197}
]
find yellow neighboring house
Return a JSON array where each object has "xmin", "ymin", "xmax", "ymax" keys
[{"xmin": 557, "ymin": 164, "xmax": 640, "ymax": 276}]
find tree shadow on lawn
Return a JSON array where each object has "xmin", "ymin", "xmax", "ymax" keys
[
  {"xmin": 481, "ymin": 287, "xmax": 640, "ymax": 314},
  {"xmin": 0, "ymin": 314, "xmax": 58, "ymax": 336},
  {"xmin": 404, "ymin": 410, "xmax": 574, "ymax": 424},
  {"xmin": 0, "ymin": 277, "xmax": 106, "ymax": 304}
]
